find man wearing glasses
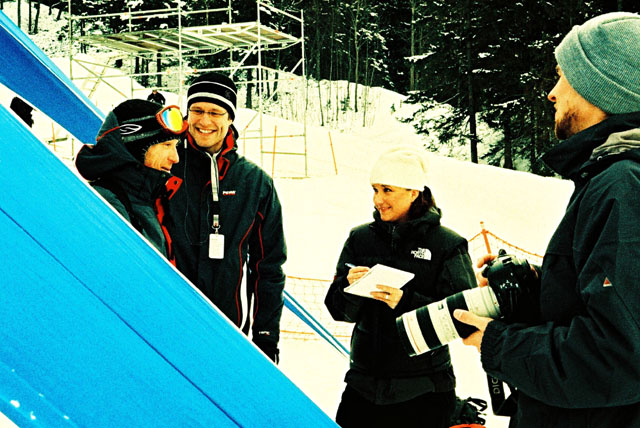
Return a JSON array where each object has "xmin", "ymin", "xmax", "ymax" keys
[{"xmin": 167, "ymin": 72, "xmax": 287, "ymax": 364}]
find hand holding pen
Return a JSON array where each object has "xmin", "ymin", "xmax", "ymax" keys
[{"xmin": 345, "ymin": 263, "xmax": 369, "ymax": 285}]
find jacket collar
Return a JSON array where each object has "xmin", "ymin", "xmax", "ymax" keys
[
  {"xmin": 542, "ymin": 111, "xmax": 640, "ymax": 181},
  {"xmin": 185, "ymin": 128, "xmax": 237, "ymax": 180},
  {"xmin": 371, "ymin": 206, "xmax": 442, "ymax": 234}
]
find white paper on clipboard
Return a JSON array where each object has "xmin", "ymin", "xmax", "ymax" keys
[{"xmin": 344, "ymin": 264, "xmax": 415, "ymax": 298}]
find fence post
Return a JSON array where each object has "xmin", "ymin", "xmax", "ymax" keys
[
  {"xmin": 480, "ymin": 221, "xmax": 492, "ymax": 254},
  {"xmin": 271, "ymin": 125, "xmax": 277, "ymax": 177},
  {"xmin": 242, "ymin": 125, "xmax": 247, "ymax": 156},
  {"xmin": 328, "ymin": 131, "xmax": 338, "ymax": 175},
  {"xmin": 51, "ymin": 123, "xmax": 56, "ymax": 152}
]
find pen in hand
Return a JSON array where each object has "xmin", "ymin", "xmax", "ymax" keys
[{"xmin": 345, "ymin": 263, "xmax": 357, "ymax": 269}]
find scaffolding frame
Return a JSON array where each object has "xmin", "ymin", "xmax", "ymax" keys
[{"xmin": 67, "ymin": 0, "xmax": 308, "ymax": 177}]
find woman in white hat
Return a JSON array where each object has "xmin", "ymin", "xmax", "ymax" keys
[{"xmin": 325, "ymin": 145, "xmax": 476, "ymax": 428}]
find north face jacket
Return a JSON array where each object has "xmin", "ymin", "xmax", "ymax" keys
[
  {"xmin": 481, "ymin": 112, "xmax": 640, "ymax": 428},
  {"xmin": 325, "ymin": 207, "xmax": 476, "ymax": 404},
  {"xmin": 75, "ymin": 111, "xmax": 181, "ymax": 262},
  {"xmin": 167, "ymin": 129, "xmax": 286, "ymax": 359}
]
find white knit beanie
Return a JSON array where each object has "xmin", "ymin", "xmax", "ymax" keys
[{"xmin": 369, "ymin": 145, "xmax": 428, "ymax": 191}]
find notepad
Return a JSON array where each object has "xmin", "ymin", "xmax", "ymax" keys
[{"xmin": 344, "ymin": 264, "xmax": 415, "ymax": 298}]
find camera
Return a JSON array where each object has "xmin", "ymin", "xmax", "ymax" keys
[{"xmin": 396, "ymin": 250, "xmax": 539, "ymax": 357}]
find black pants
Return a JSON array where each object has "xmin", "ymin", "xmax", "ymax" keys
[{"xmin": 336, "ymin": 385, "xmax": 456, "ymax": 428}]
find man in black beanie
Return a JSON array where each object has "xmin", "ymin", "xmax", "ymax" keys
[
  {"xmin": 454, "ymin": 12, "xmax": 640, "ymax": 428},
  {"xmin": 167, "ymin": 72, "xmax": 287, "ymax": 364},
  {"xmin": 76, "ymin": 99, "xmax": 185, "ymax": 264}
]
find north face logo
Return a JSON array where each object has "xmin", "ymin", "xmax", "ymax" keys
[
  {"xmin": 222, "ymin": 190, "xmax": 236, "ymax": 196},
  {"xmin": 411, "ymin": 247, "xmax": 431, "ymax": 260}
]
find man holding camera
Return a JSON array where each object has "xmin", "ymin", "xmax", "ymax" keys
[{"xmin": 455, "ymin": 12, "xmax": 640, "ymax": 428}]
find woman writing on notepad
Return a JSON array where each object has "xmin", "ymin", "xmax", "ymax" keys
[{"xmin": 325, "ymin": 145, "xmax": 476, "ymax": 428}]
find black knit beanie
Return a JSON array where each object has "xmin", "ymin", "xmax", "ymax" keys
[
  {"xmin": 111, "ymin": 99, "xmax": 175, "ymax": 163},
  {"xmin": 187, "ymin": 72, "xmax": 237, "ymax": 120}
]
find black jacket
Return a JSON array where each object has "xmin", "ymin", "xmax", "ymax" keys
[
  {"xmin": 75, "ymin": 111, "xmax": 181, "ymax": 261},
  {"xmin": 481, "ymin": 113, "xmax": 640, "ymax": 428},
  {"xmin": 325, "ymin": 207, "xmax": 476, "ymax": 404},
  {"xmin": 167, "ymin": 130, "xmax": 286, "ymax": 359}
]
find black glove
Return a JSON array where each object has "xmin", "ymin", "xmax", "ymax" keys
[{"xmin": 254, "ymin": 339, "xmax": 280, "ymax": 364}]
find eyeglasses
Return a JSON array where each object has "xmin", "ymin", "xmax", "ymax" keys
[
  {"xmin": 157, "ymin": 105, "xmax": 188, "ymax": 134},
  {"xmin": 188, "ymin": 108, "xmax": 227, "ymax": 118}
]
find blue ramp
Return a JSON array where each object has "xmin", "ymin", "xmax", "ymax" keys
[
  {"xmin": 0, "ymin": 10, "xmax": 103, "ymax": 143},
  {"xmin": 0, "ymin": 103, "xmax": 335, "ymax": 426}
]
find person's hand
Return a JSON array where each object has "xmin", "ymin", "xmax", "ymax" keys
[
  {"xmin": 476, "ymin": 254, "xmax": 497, "ymax": 287},
  {"xmin": 346, "ymin": 266, "xmax": 369, "ymax": 284},
  {"xmin": 254, "ymin": 339, "xmax": 280, "ymax": 364},
  {"xmin": 371, "ymin": 285, "xmax": 403, "ymax": 309},
  {"xmin": 453, "ymin": 309, "xmax": 492, "ymax": 353}
]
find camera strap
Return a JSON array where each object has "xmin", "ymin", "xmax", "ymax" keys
[{"xmin": 486, "ymin": 374, "xmax": 518, "ymax": 416}]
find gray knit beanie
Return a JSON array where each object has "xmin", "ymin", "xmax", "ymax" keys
[{"xmin": 555, "ymin": 12, "xmax": 640, "ymax": 115}]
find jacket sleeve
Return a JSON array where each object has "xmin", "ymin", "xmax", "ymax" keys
[
  {"xmin": 93, "ymin": 186, "xmax": 132, "ymax": 222},
  {"xmin": 247, "ymin": 178, "xmax": 287, "ymax": 355},
  {"xmin": 324, "ymin": 231, "xmax": 368, "ymax": 323},
  {"xmin": 481, "ymin": 164, "xmax": 640, "ymax": 408},
  {"xmin": 396, "ymin": 240, "xmax": 477, "ymax": 314}
]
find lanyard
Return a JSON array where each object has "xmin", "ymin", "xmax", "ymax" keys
[{"xmin": 209, "ymin": 151, "xmax": 221, "ymax": 233}]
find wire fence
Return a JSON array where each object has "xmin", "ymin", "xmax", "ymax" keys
[{"xmin": 281, "ymin": 221, "xmax": 544, "ymax": 342}]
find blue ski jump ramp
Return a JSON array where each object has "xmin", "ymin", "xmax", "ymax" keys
[{"xmin": 0, "ymin": 10, "xmax": 336, "ymax": 428}]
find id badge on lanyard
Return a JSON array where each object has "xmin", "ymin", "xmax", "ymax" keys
[
  {"xmin": 208, "ymin": 153, "xmax": 224, "ymax": 259},
  {"xmin": 209, "ymin": 232, "xmax": 224, "ymax": 259}
]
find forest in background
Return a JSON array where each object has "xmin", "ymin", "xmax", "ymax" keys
[{"xmin": 4, "ymin": 0, "xmax": 640, "ymax": 174}]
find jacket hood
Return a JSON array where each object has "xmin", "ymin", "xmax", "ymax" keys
[
  {"xmin": 76, "ymin": 111, "xmax": 140, "ymax": 180},
  {"xmin": 76, "ymin": 111, "xmax": 178, "ymax": 201},
  {"xmin": 542, "ymin": 111, "xmax": 640, "ymax": 181}
]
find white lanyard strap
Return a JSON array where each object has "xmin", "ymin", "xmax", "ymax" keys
[{"xmin": 209, "ymin": 152, "xmax": 221, "ymax": 232}]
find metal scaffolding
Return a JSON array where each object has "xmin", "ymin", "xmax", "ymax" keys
[{"xmin": 67, "ymin": 1, "xmax": 308, "ymax": 177}]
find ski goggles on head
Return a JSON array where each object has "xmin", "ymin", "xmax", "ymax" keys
[{"xmin": 156, "ymin": 105, "xmax": 188, "ymax": 134}]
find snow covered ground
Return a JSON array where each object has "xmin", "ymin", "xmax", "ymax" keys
[{"xmin": 0, "ymin": 3, "xmax": 577, "ymax": 425}]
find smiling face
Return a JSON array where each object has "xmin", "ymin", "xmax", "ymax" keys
[
  {"xmin": 187, "ymin": 102, "xmax": 233, "ymax": 154},
  {"xmin": 372, "ymin": 183, "xmax": 419, "ymax": 223},
  {"xmin": 144, "ymin": 139, "xmax": 180, "ymax": 172},
  {"xmin": 547, "ymin": 66, "xmax": 608, "ymax": 140}
]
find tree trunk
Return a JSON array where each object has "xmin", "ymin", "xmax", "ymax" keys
[
  {"xmin": 246, "ymin": 68, "xmax": 253, "ymax": 109},
  {"xmin": 318, "ymin": 80, "xmax": 325, "ymax": 126},
  {"xmin": 352, "ymin": 0, "xmax": 361, "ymax": 113},
  {"xmin": 503, "ymin": 116, "xmax": 513, "ymax": 169},
  {"xmin": 530, "ymin": 99, "xmax": 540, "ymax": 174},
  {"xmin": 156, "ymin": 54, "xmax": 162, "ymax": 88},
  {"xmin": 33, "ymin": 0, "xmax": 39, "ymax": 34},
  {"xmin": 464, "ymin": 0, "xmax": 478, "ymax": 163},
  {"xmin": 409, "ymin": 0, "xmax": 416, "ymax": 91}
]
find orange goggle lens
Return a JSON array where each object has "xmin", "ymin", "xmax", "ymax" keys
[{"xmin": 157, "ymin": 105, "xmax": 187, "ymax": 134}]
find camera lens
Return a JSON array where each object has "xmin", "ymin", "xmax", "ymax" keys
[{"xmin": 397, "ymin": 287, "xmax": 501, "ymax": 357}]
